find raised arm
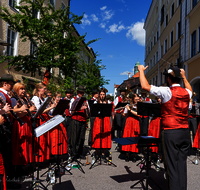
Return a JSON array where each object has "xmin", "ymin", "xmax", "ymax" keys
[
  {"xmin": 138, "ymin": 65, "xmax": 151, "ymax": 92},
  {"xmin": 180, "ymin": 69, "xmax": 193, "ymax": 93}
]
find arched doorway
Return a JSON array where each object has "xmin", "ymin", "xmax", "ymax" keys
[{"xmin": 190, "ymin": 76, "xmax": 200, "ymax": 102}]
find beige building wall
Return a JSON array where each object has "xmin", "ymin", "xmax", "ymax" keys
[{"xmin": 0, "ymin": 0, "xmax": 70, "ymax": 83}]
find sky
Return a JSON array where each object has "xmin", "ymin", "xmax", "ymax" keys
[{"xmin": 70, "ymin": 0, "xmax": 152, "ymax": 95}]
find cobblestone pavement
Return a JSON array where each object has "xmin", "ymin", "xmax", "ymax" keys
[{"xmin": 8, "ymin": 129, "xmax": 200, "ymax": 190}]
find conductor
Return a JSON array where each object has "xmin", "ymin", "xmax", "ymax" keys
[{"xmin": 138, "ymin": 64, "xmax": 192, "ymax": 190}]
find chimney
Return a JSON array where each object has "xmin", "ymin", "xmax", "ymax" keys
[{"xmin": 128, "ymin": 72, "xmax": 131, "ymax": 78}]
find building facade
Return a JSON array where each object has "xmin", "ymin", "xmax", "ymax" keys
[{"xmin": 144, "ymin": 0, "xmax": 200, "ymax": 102}]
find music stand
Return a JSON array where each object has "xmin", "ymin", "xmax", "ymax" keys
[
  {"xmin": 29, "ymin": 97, "xmax": 53, "ymax": 190},
  {"xmin": 40, "ymin": 100, "xmax": 72, "ymax": 184},
  {"xmin": 89, "ymin": 103, "xmax": 117, "ymax": 169},
  {"xmin": 131, "ymin": 102, "xmax": 161, "ymax": 190},
  {"xmin": 114, "ymin": 102, "xmax": 128, "ymax": 110},
  {"xmin": 30, "ymin": 115, "xmax": 65, "ymax": 190}
]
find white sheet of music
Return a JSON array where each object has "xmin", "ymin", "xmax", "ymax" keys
[{"xmin": 35, "ymin": 115, "xmax": 65, "ymax": 138}]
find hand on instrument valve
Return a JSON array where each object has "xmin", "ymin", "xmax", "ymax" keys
[
  {"xmin": 29, "ymin": 104, "xmax": 37, "ymax": 112},
  {"xmin": 1, "ymin": 103, "xmax": 11, "ymax": 114},
  {"xmin": 125, "ymin": 104, "xmax": 131, "ymax": 111},
  {"xmin": 80, "ymin": 102, "xmax": 88, "ymax": 110},
  {"xmin": 0, "ymin": 115, "xmax": 4, "ymax": 125}
]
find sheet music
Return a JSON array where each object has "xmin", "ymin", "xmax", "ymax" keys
[{"xmin": 34, "ymin": 115, "xmax": 65, "ymax": 137}]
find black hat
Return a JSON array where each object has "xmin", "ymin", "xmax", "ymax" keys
[
  {"xmin": 140, "ymin": 89, "xmax": 148, "ymax": 94},
  {"xmin": 163, "ymin": 66, "xmax": 183, "ymax": 79},
  {"xmin": 77, "ymin": 85, "xmax": 86, "ymax": 92},
  {"xmin": 106, "ymin": 94, "xmax": 111, "ymax": 99},
  {"xmin": 119, "ymin": 87, "xmax": 126, "ymax": 92},
  {"xmin": 92, "ymin": 89, "xmax": 99, "ymax": 94},
  {"xmin": 65, "ymin": 88, "xmax": 73, "ymax": 93},
  {"xmin": 0, "ymin": 74, "xmax": 15, "ymax": 82}
]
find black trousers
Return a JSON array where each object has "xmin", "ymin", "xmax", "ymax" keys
[
  {"xmin": 188, "ymin": 117, "xmax": 197, "ymax": 140},
  {"xmin": 113, "ymin": 113, "xmax": 123, "ymax": 138},
  {"xmin": 162, "ymin": 128, "xmax": 190, "ymax": 190},
  {"xmin": 140, "ymin": 117, "xmax": 149, "ymax": 136},
  {"xmin": 71, "ymin": 120, "xmax": 86, "ymax": 157},
  {"xmin": 64, "ymin": 116, "xmax": 72, "ymax": 149},
  {"xmin": 0, "ymin": 175, "xmax": 3, "ymax": 190}
]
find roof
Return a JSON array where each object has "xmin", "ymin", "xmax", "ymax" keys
[
  {"xmin": 131, "ymin": 72, "xmax": 139, "ymax": 78},
  {"xmin": 114, "ymin": 84, "xmax": 120, "ymax": 88}
]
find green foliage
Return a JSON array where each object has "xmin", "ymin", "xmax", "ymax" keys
[{"xmin": 0, "ymin": 0, "xmax": 109, "ymax": 93}]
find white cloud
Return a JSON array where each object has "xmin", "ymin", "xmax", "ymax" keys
[
  {"xmin": 99, "ymin": 23, "xmax": 106, "ymax": 28},
  {"xmin": 120, "ymin": 71, "xmax": 130, "ymax": 75},
  {"xmin": 81, "ymin": 14, "xmax": 91, "ymax": 28},
  {"xmin": 91, "ymin": 14, "xmax": 98, "ymax": 22},
  {"xmin": 108, "ymin": 55, "xmax": 113, "ymax": 58},
  {"xmin": 106, "ymin": 22, "xmax": 125, "ymax": 33},
  {"xmin": 102, "ymin": 10, "xmax": 114, "ymax": 20},
  {"xmin": 100, "ymin": 6, "xmax": 107, "ymax": 11},
  {"xmin": 126, "ymin": 21, "xmax": 145, "ymax": 46}
]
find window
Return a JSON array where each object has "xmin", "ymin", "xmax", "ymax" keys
[
  {"xmin": 171, "ymin": 3, "xmax": 174, "ymax": 17},
  {"xmin": 193, "ymin": 0, "xmax": 197, "ymax": 9},
  {"xmin": 9, "ymin": 0, "xmax": 20, "ymax": 11},
  {"xmin": 154, "ymin": 36, "xmax": 156, "ymax": 46},
  {"xmin": 61, "ymin": 2, "xmax": 66, "ymax": 10},
  {"xmin": 157, "ymin": 31, "xmax": 159, "ymax": 41},
  {"xmin": 178, "ymin": 0, "xmax": 181, "ymax": 7},
  {"xmin": 30, "ymin": 42, "xmax": 37, "ymax": 56},
  {"xmin": 151, "ymin": 42, "xmax": 152, "ymax": 50},
  {"xmin": 153, "ymin": 55, "xmax": 155, "ymax": 66},
  {"xmin": 156, "ymin": 52, "xmax": 158, "ymax": 63},
  {"xmin": 199, "ymin": 27, "xmax": 200, "ymax": 52},
  {"xmin": 150, "ymin": 80, "xmax": 151, "ymax": 85},
  {"xmin": 161, "ymin": 5, "xmax": 165, "ymax": 25},
  {"xmin": 165, "ymin": 39, "xmax": 168, "ymax": 53},
  {"xmin": 177, "ymin": 21, "xmax": 181, "ymax": 39},
  {"xmin": 171, "ymin": 30, "xmax": 174, "ymax": 47},
  {"xmin": 148, "ymin": 46, "xmax": 150, "ymax": 54},
  {"xmin": 150, "ymin": 59, "xmax": 152, "ymax": 69},
  {"xmin": 160, "ymin": 72, "xmax": 162, "ymax": 85},
  {"xmin": 153, "ymin": 78, "xmax": 155, "ymax": 85},
  {"xmin": 161, "ymin": 45, "xmax": 163, "ymax": 57},
  {"xmin": 50, "ymin": 0, "xmax": 54, "ymax": 7},
  {"xmin": 6, "ymin": 28, "xmax": 17, "ymax": 56},
  {"xmin": 191, "ymin": 31, "xmax": 196, "ymax": 57},
  {"xmin": 165, "ymin": 14, "xmax": 168, "ymax": 27},
  {"xmin": 155, "ymin": 76, "xmax": 157, "ymax": 86}
]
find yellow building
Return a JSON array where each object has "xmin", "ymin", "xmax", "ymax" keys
[{"xmin": 144, "ymin": 0, "xmax": 200, "ymax": 102}]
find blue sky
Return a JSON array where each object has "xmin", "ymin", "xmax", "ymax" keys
[{"xmin": 70, "ymin": 0, "xmax": 152, "ymax": 95}]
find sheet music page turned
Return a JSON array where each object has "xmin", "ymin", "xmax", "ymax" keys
[{"xmin": 34, "ymin": 115, "xmax": 65, "ymax": 137}]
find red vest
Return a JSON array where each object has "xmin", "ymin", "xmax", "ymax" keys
[
  {"xmin": 116, "ymin": 96, "xmax": 122, "ymax": 113},
  {"xmin": 0, "ymin": 90, "xmax": 12, "ymax": 106},
  {"xmin": 161, "ymin": 86, "xmax": 190, "ymax": 130},
  {"xmin": 71, "ymin": 96, "xmax": 87, "ymax": 122}
]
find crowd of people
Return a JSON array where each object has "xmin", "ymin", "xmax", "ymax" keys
[{"xmin": 0, "ymin": 65, "xmax": 199, "ymax": 190}]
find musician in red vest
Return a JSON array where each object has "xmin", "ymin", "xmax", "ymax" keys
[
  {"xmin": 113, "ymin": 87, "xmax": 126, "ymax": 139},
  {"xmin": 63, "ymin": 88, "xmax": 74, "ymax": 151},
  {"xmin": 70, "ymin": 85, "xmax": 89, "ymax": 159},
  {"xmin": 0, "ymin": 74, "xmax": 22, "ymax": 189},
  {"xmin": 88, "ymin": 89, "xmax": 99, "ymax": 146},
  {"xmin": 138, "ymin": 65, "xmax": 192, "ymax": 190}
]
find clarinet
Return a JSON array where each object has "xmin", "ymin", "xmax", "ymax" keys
[
  {"xmin": 44, "ymin": 92, "xmax": 54, "ymax": 104},
  {"xmin": 11, "ymin": 90, "xmax": 34, "ymax": 118},
  {"xmin": 23, "ymin": 92, "xmax": 45, "ymax": 122},
  {"xmin": 0, "ymin": 96, "xmax": 25, "ymax": 126}
]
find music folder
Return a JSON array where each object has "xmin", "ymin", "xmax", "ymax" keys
[
  {"xmin": 70, "ymin": 97, "xmax": 86, "ymax": 111},
  {"xmin": 34, "ymin": 115, "xmax": 65, "ymax": 138},
  {"xmin": 91, "ymin": 103, "xmax": 112, "ymax": 117},
  {"xmin": 52, "ymin": 99, "xmax": 70, "ymax": 115},
  {"xmin": 114, "ymin": 102, "xmax": 128, "ymax": 110},
  {"xmin": 137, "ymin": 102, "xmax": 161, "ymax": 117},
  {"xmin": 33, "ymin": 97, "xmax": 51, "ymax": 120}
]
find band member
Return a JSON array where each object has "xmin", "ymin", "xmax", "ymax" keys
[
  {"xmin": 0, "ymin": 74, "xmax": 22, "ymax": 189},
  {"xmin": 92, "ymin": 88, "xmax": 112, "ymax": 155},
  {"xmin": 70, "ymin": 85, "xmax": 89, "ymax": 159},
  {"xmin": 138, "ymin": 64, "xmax": 192, "ymax": 190},
  {"xmin": 11, "ymin": 83, "xmax": 36, "ymax": 174},
  {"xmin": 31, "ymin": 83, "xmax": 55, "ymax": 162},
  {"xmin": 88, "ymin": 89, "xmax": 99, "ymax": 147},
  {"xmin": 121, "ymin": 94, "xmax": 140, "ymax": 162},
  {"xmin": 49, "ymin": 92, "xmax": 67, "ymax": 155},
  {"xmin": 63, "ymin": 88, "xmax": 73, "ymax": 151},
  {"xmin": 113, "ymin": 87, "xmax": 126, "ymax": 138}
]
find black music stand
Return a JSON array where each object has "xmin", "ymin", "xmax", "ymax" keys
[
  {"xmin": 130, "ymin": 136, "xmax": 161, "ymax": 190},
  {"xmin": 29, "ymin": 97, "xmax": 51, "ymax": 190},
  {"xmin": 40, "ymin": 99, "xmax": 72, "ymax": 184},
  {"xmin": 89, "ymin": 103, "xmax": 117, "ymax": 169},
  {"xmin": 131, "ymin": 102, "xmax": 161, "ymax": 190}
]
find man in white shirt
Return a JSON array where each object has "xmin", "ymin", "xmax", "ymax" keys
[{"xmin": 138, "ymin": 64, "xmax": 192, "ymax": 190}]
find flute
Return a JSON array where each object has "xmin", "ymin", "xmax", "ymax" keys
[{"xmin": 115, "ymin": 104, "xmax": 136, "ymax": 111}]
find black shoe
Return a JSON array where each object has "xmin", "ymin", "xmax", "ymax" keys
[
  {"xmin": 125, "ymin": 156, "xmax": 129, "ymax": 162},
  {"xmin": 79, "ymin": 155, "xmax": 86, "ymax": 160},
  {"xmin": 6, "ymin": 181, "xmax": 21, "ymax": 189},
  {"xmin": 132, "ymin": 157, "xmax": 137, "ymax": 163}
]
